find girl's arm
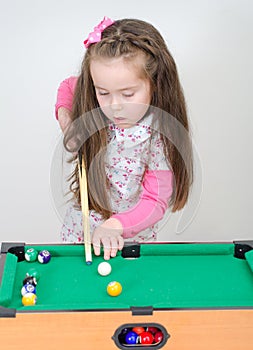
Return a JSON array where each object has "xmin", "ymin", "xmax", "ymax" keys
[
  {"xmin": 93, "ymin": 169, "xmax": 172, "ymax": 260},
  {"xmin": 57, "ymin": 107, "xmax": 72, "ymax": 132},
  {"xmin": 55, "ymin": 76, "xmax": 78, "ymax": 131},
  {"xmin": 111, "ymin": 169, "xmax": 173, "ymax": 238}
]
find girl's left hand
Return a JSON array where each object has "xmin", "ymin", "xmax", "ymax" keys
[{"xmin": 92, "ymin": 218, "xmax": 124, "ymax": 260}]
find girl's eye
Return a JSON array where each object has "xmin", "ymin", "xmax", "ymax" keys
[
  {"xmin": 123, "ymin": 93, "xmax": 134, "ymax": 98},
  {"xmin": 98, "ymin": 91, "xmax": 109, "ymax": 96}
]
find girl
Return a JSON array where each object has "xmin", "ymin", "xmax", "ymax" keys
[{"xmin": 55, "ymin": 16, "xmax": 193, "ymax": 260}]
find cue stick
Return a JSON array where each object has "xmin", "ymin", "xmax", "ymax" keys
[{"xmin": 78, "ymin": 152, "xmax": 92, "ymax": 265}]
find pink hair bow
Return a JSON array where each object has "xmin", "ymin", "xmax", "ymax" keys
[{"xmin": 84, "ymin": 16, "xmax": 115, "ymax": 48}]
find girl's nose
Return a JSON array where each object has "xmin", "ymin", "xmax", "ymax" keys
[
  {"xmin": 111, "ymin": 103, "xmax": 122, "ymax": 111},
  {"xmin": 110, "ymin": 95, "xmax": 123, "ymax": 111}
]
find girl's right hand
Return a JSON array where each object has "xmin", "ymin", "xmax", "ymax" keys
[{"xmin": 92, "ymin": 218, "xmax": 124, "ymax": 260}]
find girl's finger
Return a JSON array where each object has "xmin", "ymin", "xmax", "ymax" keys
[
  {"xmin": 110, "ymin": 237, "xmax": 118, "ymax": 257},
  {"xmin": 101, "ymin": 236, "xmax": 111, "ymax": 260},
  {"xmin": 92, "ymin": 236, "xmax": 101, "ymax": 256},
  {"xmin": 118, "ymin": 236, "xmax": 124, "ymax": 251}
]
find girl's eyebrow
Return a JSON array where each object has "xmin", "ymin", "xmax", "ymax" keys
[{"xmin": 94, "ymin": 85, "xmax": 139, "ymax": 91}]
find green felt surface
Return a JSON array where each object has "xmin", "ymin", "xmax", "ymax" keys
[{"xmin": 1, "ymin": 243, "xmax": 253, "ymax": 311}]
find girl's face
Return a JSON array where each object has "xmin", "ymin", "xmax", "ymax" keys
[{"xmin": 90, "ymin": 55, "xmax": 151, "ymax": 128}]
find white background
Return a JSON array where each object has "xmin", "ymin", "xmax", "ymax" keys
[{"xmin": 0, "ymin": 0, "xmax": 252, "ymax": 244}]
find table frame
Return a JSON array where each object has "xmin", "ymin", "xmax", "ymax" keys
[{"xmin": 1, "ymin": 241, "xmax": 253, "ymax": 350}]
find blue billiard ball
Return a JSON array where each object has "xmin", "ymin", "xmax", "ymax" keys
[
  {"xmin": 38, "ymin": 250, "xmax": 51, "ymax": 264},
  {"xmin": 21, "ymin": 283, "xmax": 36, "ymax": 296},
  {"xmin": 125, "ymin": 331, "xmax": 138, "ymax": 345}
]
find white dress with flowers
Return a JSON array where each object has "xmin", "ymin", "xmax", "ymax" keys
[{"xmin": 60, "ymin": 114, "xmax": 170, "ymax": 243}]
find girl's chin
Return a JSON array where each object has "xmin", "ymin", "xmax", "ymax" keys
[{"xmin": 115, "ymin": 123, "xmax": 132, "ymax": 129}]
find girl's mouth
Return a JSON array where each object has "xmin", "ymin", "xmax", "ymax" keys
[{"xmin": 114, "ymin": 117, "xmax": 127, "ymax": 123}]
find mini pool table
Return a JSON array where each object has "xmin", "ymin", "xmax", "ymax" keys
[{"xmin": 1, "ymin": 241, "xmax": 253, "ymax": 349}]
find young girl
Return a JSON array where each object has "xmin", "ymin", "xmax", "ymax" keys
[{"xmin": 55, "ymin": 16, "xmax": 193, "ymax": 260}]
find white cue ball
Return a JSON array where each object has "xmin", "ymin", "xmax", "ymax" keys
[{"xmin": 98, "ymin": 262, "xmax": 112, "ymax": 276}]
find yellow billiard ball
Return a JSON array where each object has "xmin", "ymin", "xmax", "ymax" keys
[
  {"xmin": 107, "ymin": 281, "xmax": 122, "ymax": 297},
  {"xmin": 22, "ymin": 292, "xmax": 37, "ymax": 306}
]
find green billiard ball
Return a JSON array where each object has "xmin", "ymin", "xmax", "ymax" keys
[
  {"xmin": 26, "ymin": 268, "xmax": 41, "ymax": 282},
  {"xmin": 25, "ymin": 248, "xmax": 38, "ymax": 262}
]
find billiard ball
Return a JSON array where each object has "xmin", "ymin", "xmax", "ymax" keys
[
  {"xmin": 107, "ymin": 281, "xmax": 122, "ymax": 296},
  {"xmin": 154, "ymin": 331, "xmax": 164, "ymax": 343},
  {"xmin": 23, "ymin": 276, "xmax": 37, "ymax": 286},
  {"xmin": 22, "ymin": 292, "xmax": 37, "ymax": 306},
  {"xmin": 38, "ymin": 250, "xmax": 51, "ymax": 264},
  {"xmin": 21, "ymin": 284, "xmax": 36, "ymax": 296},
  {"xmin": 26, "ymin": 268, "xmax": 41, "ymax": 282},
  {"xmin": 146, "ymin": 326, "xmax": 158, "ymax": 334},
  {"xmin": 132, "ymin": 326, "xmax": 145, "ymax": 335},
  {"xmin": 125, "ymin": 331, "xmax": 138, "ymax": 345},
  {"xmin": 21, "ymin": 283, "xmax": 36, "ymax": 296},
  {"xmin": 98, "ymin": 262, "xmax": 112, "ymax": 276},
  {"xmin": 140, "ymin": 331, "xmax": 154, "ymax": 345},
  {"xmin": 118, "ymin": 328, "xmax": 129, "ymax": 343},
  {"xmin": 25, "ymin": 248, "xmax": 38, "ymax": 262}
]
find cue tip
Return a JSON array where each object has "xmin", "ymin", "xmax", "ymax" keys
[{"xmin": 86, "ymin": 261, "xmax": 92, "ymax": 265}]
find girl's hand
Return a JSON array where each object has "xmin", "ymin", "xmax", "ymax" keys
[{"xmin": 92, "ymin": 218, "xmax": 124, "ymax": 260}]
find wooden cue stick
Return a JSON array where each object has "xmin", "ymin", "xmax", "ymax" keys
[{"xmin": 78, "ymin": 153, "xmax": 92, "ymax": 264}]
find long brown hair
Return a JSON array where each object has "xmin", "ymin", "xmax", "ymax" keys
[{"xmin": 64, "ymin": 18, "xmax": 193, "ymax": 218}]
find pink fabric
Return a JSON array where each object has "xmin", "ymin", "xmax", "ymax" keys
[
  {"xmin": 55, "ymin": 76, "xmax": 77, "ymax": 119},
  {"xmin": 112, "ymin": 170, "xmax": 173, "ymax": 238},
  {"xmin": 84, "ymin": 16, "xmax": 115, "ymax": 48}
]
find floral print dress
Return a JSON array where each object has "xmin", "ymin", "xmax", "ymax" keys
[{"xmin": 60, "ymin": 114, "xmax": 170, "ymax": 243}]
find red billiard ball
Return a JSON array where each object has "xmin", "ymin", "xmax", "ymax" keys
[
  {"xmin": 146, "ymin": 326, "xmax": 158, "ymax": 334},
  {"xmin": 154, "ymin": 331, "xmax": 164, "ymax": 343},
  {"xmin": 140, "ymin": 331, "xmax": 154, "ymax": 344}
]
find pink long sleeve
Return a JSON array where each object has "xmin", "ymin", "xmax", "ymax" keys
[
  {"xmin": 111, "ymin": 170, "xmax": 173, "ymax": 238},
  {"xmin": 55, "ymin": 76, "xmax": 78, "ymax": 119}
]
